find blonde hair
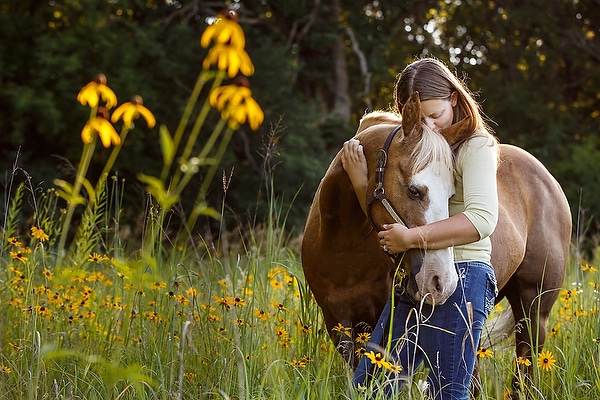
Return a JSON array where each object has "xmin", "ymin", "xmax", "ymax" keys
[{"xmin": 394, "ymin": 57, "xmax": 495, "ymax": 143}]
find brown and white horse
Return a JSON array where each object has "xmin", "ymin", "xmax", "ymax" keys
[{"xmin": 301, "ymin": 93, "xmax": 572, "ymax": 387}]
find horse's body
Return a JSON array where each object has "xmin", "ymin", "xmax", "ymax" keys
[{"xmin": 301, "ymin": 98, "xmax": 572, "ymax": 381}]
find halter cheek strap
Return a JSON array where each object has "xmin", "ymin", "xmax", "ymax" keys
[{"xmin": 366, "ymin": 125, "xmax": 408, "ymax": 229}]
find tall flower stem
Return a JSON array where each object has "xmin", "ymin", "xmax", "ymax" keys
[
  {"xmin": 56, "ymin": 139, "xmax": 97, "ymax": 264},
  {"xmin": 99, "ymin": 126, "xmax": 131, "ymax": 186},
  {"xmin": 161, "ymin": 71, "xmax": 214, "ymax": 182},
  {"xmin": 169, "ymin": 72, "xmax": 225, "ymax": 190}
]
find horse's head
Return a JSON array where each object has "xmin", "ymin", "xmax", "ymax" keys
[{"xmin": 358, "ymin": 92, "xmax": 458, "ymax": 305}]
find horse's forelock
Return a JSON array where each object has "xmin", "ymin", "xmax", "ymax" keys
[{"xmin": 409, "ymin": 124, "xmax": 454, "ymax": 178}]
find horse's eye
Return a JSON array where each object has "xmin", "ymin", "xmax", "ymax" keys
[{"xmin": 407, "ymin": 185, "xmax": 422, "ymax": 200}]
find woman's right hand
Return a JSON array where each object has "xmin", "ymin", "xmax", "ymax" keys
[
  {"xmin": 341, "ymin": 139, "xmax": 369, "ymax": 215},
  {"xmin": 341, "ymin": 139, "xmax": 368, "ymax": 188}
]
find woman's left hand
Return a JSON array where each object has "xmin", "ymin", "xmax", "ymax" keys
[{"xmin": 378, "ymin": 223, "xmax": 413, "ymax": 254}]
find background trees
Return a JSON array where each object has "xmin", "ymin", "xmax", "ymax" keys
[{"xmin": 1, "ymin": 0, "xmax": 599, "ymax": 242}]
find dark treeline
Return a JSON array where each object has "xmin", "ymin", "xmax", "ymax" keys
[{"xmin": 1, "ymin": 0, "xmax": 599, "ymax": 246}]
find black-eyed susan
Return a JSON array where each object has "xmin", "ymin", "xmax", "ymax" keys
[
  {"xmin": 537, "ymin": 350, "xmax": 557, "ymax": 371},
  {"xmin": 88, "ymin": 252, "xmax": 102, "ymax": 263},
  {"xmin": 150, "ymin": 281, "xmax": 167, "ymax": 290},
  {"xmin": 274, "ymin": 326, "xmax": 288, "ymax": 338},
  {"xmin": 10, "ymin": 250, "xmax": 28, "ymax": 263},
  {"xmin": 517, "ymin": 356, "xmax": 531, "ymax": 367},
  {"xmin": 477, "ymin": 347, "xmax": 494, "ymax": 358},
  {"xmin": 111, "ymin": 95, "xmax": 156, "ymax": 128},
  {"xmin": 30, "ymin": 226, "xmax": 49, "ymax": 241},
  {"xmin": 254, "ymin": 309, "xmax": 267, "ymax": 321},
  {"xmin": 7, "ymin": 237, "xmax": 22, "ymax": 247},
  {"xmin": 581, "ymin": 262, "xmax": 598, "ymax": 272},
  {"xmin": 81, "ymin": 108, "xmax": 120, "ymax": 148},
  {"xmin": 43, "ymin": 268, "xmax": 53, "ymax": 281},
  {"xmin": 77, "ymin": 74, "xmax": 118, "ymax": 109},
  {"xmin": 356, "ymin": 332, "xmax": 371, "ymax": 344},
  {"xmin": 364, "ymin": 351, "xmax": 392, "ymax": 369},
  {"xmin": 201, "ymin": 10, "xmax": 246, "ymax": 48},
  {"xmin": 332, "ymin": 322, "xmax": 352, "ymax": 338},
  {"xmin": 232, "ymin": 297, "xmax": 246, "ymax": 307},
  {"xmin": 290, "ymin": 359, "xmax": 307, "ymax": 368}
]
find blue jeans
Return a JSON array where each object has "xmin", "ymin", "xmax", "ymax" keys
[{"xmin": 353, "ymin": 261, "xmax": 498, "ymax": 400}]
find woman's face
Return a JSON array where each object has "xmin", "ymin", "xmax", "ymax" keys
[{"xmin": 420, "ymin": 92, "xmax": 457, "ymax": 132}]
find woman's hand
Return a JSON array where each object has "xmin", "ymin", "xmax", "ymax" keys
[
  {"xmin": 378, "ymin": 223, "xmax": 414, "ymax": 254},
  {"xmin": 341, "ymin": 139, "xmax": 368, "ymax": 188},
  {"xmin": 341, "ymin": 139, "xmax": 369, "ymax": 215}
]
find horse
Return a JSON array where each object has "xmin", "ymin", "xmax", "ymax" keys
[{"xmin": 301, "ymin": 92, "xmax": 572, "ymax": 390}]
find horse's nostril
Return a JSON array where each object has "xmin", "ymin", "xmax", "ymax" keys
[{"xmin": 433, "ymin": 276, "xmax": 442, "ymax": 292}]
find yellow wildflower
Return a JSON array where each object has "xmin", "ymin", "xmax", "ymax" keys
[
  {"xmin": 31, "ymin": 226, "xmax": 49, "ymax": 241},
  {"xmin": 364, "ymin": 351, "xmax": 392, "ymax": 369},
  {"xmin": 203, "ymin": 43, "xmax": 255, "ymax": 78},
  {"xmin": 254, "ymin": 309, "xmax": 268, "ymax": 321},
  {"xmin": 477, "ymin": 347, "xmax": 494, "ymax": 358},
  {"xmin": 332, "ymin": 322, "xmax": 352, "ymax": 338},
  {"xmin": 356, "ymin": 332, "xmax": 371, "ymax": 344},
  {"xmin": 7, "ymin": 237, "xmax": 22, "ymax": 247},
  {"xmin": 111, "ymin": 95, "xmax": 156, "ymax": 128},
  {"xmin": 537, "ymin": 350, "xmax": 557, "ymax": 371},
  {"xmin": 517, "ymin": 356, "xmax": 531, "ymax": 367},
  {"xmin": 209, "ymin": 78, "xmax": 263, "ymax": 130},
  {"xmin": 200, "ymin": 10, "xmax": 246, "ymax": 49},
  {"xmin": 581, "ymin": 262, "xmax": 598, "ymax": 272},
  {"xmin": 10, "ymin": 250, "xmax": 28, "ymax": 263},
  {"xmin": 88, "ymin": 252, "xmax": 102, "ymax": 263},
  {"xmin": 77, "ymin": 74, "xmax": 117, "ymax": 109},
  {"xmin": 81, "ymin": 108, "xmax": 120, "ymax": 148}
]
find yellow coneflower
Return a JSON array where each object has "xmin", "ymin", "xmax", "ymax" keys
[
  {"xmin": 81, "ymin": 108, "xmax": 120, "ymax": 148},
  {"xmin": 77, "ymin": 74, "xmax": 117, "ymax": 109},
  {"xmin": 31, "ymin": 226, "xmax": 49, "ymax": 241},
  {"xmin": 111, "ymin": 95, "xmax": 156, "ymax": 128}
]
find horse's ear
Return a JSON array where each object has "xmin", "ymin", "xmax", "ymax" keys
[{"xmin": 401, "ymin": 92, "xmax": 422, "ymax": 137}]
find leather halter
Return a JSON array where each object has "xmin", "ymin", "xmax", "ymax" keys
[
  {"xmin": 366, "ymin": 125, "xmax": 409, "ymax": 230},
  {"xmin": 365, "ymin": 125, "xmax": 419, "ymax": 299}
]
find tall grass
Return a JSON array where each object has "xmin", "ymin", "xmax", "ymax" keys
[{"xmin": 2, "ymin": 146, "xmax": 600, "ymax": 400}]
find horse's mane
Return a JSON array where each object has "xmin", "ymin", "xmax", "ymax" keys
[
  {"xmin": 411, "ymin": 123, "xmax": 454, "ymax": 178},
  {"xmin": 359, "ymin": 111, "xmax": 453, "ymax": 178}
]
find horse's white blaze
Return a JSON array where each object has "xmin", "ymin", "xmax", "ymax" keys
[{"xmin": 411, "ymin": 165, "xmax": 457, "ymax": 305}]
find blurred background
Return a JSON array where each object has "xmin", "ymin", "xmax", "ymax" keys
[{"xmin": 1, "ymin": 0, "xmax": 598, "ymax": 249}]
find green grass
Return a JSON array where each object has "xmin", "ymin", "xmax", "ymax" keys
[{"xmin": 1, "ymin": 177, "xmax": 599, "ymax": 400}]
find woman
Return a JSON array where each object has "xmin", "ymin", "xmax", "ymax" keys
[{"xmin": 341, "ymin": 57, "xmax": 499, "ymax": 399}]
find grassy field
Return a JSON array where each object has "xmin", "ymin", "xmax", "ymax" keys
[{"xmin": 1, "ymin": 177, "xmax": 599, "ymax": 400}]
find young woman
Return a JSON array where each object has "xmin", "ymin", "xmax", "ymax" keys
[{"xmin": 341, "ymin": 57, "xmax": 499, "ymax": 399}]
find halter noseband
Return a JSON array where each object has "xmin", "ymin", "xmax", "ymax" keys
[{"xmin": 366, "ymin": 125, "xmax": 409, "ymax": 230}]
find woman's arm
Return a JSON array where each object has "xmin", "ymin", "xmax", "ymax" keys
[{"xmin": 378, "ymin": 213, "xmax": 480, "ymax": 253}]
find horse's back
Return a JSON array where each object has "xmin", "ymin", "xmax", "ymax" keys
[{"xmin": 493, "ymin": 144, "xmax": 571, "ymax": 296}]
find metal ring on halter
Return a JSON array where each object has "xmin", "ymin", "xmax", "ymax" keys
[{"xmin": 382, "ymin": 244, "xmax": 388, "ymax": 253}]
